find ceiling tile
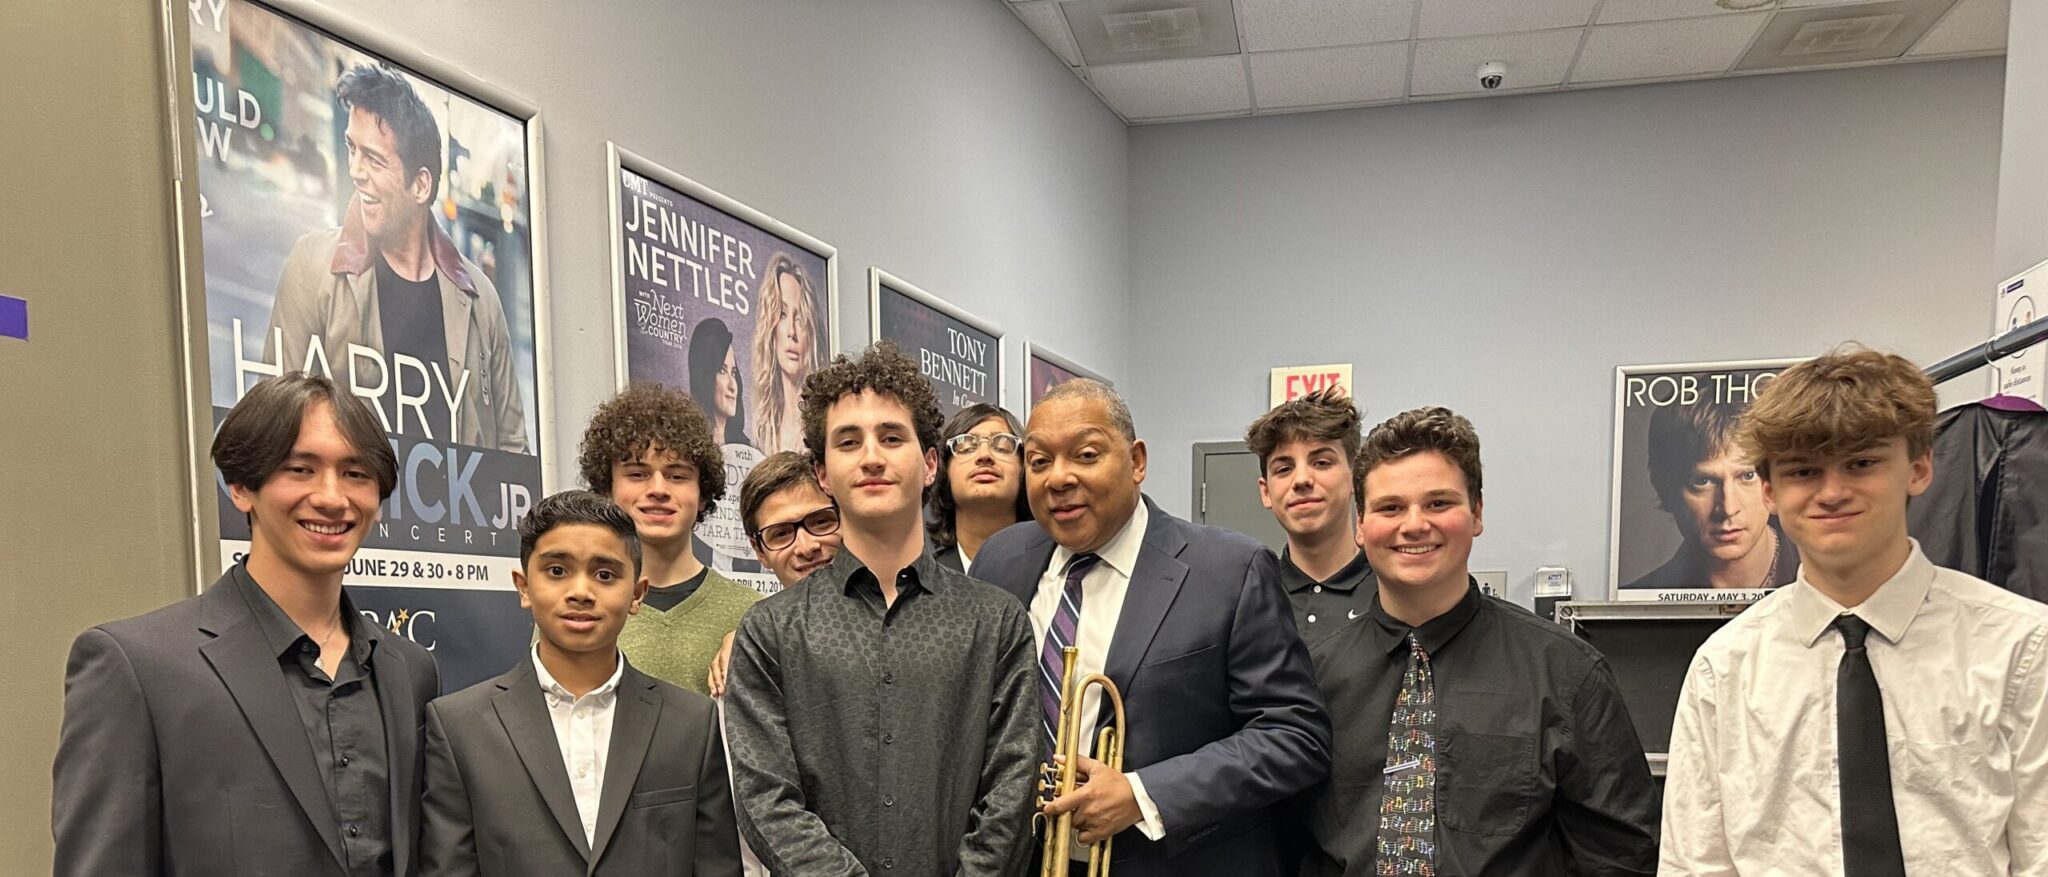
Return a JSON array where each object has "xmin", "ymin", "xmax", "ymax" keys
[
  {"xmin": 1090, "ymin": 55, "xmax": 1252, "ymax": 119},
  {"xmin": 1411, "ymin": 28, "xmax": 1583, "ymax": 95},
  {"xmin": 1572, "ymin": 13, "xmax": 1769, "ymax": 82},
  {"xmin": 1249, "ymin": 42, "xmax": 1410, "ymax": 107},
  {"xmin": 1907, "ymin": 0, "xmax": 2008, "ymax": 56},
  {"xmin": 1013, "ymin": 1, "xmax": 1083, "ymax": 66},
  {"xmin": 1239, "ymin": 0, "xmax": 1416, "ymax": 51},
  {"xmin": 1598, "ymin": 0, "xmax": 1779, "ymax": 25},
  {"xmin": 1418, "ymin": 0, "xmax": 1600, "ymax": 38},
  {"xmin": 1061, "ymin": 0, "xmax": 1244, "ymax": 66}
]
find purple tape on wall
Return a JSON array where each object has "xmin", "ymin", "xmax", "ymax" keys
[{"xmin": 0, "ymin": 295, "xmax": 25, "ymax": 340}]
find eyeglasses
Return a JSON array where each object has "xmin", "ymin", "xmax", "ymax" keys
[
  {"xmin": 946, "ymin": 432, "xmax": 1021, "ymax": 457},
  {"xmin": 751, "ymin": 504, "xmax": 840, "ymax": 551}
]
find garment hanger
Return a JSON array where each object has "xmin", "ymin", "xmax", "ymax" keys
[{"xmin": 1982, "ymin": 347, "xmax": 2046, "ymax": 412}]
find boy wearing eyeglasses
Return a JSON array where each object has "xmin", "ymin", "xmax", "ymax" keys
[
  {"xmin": 927, "ymin": 403, "xmax": 1030, "ymax": 573},
  {"xmin": 577, "ymin": 384, "xmax": 761, "ymax": 697},
  {"xmin": 704, "ymin": 452, "xmax": 846, "ymax": 697}
]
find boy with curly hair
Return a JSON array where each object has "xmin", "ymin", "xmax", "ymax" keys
[
  {"xmin": 577, "ymin": 383, "xmax": 759, "ymax": 697},
  {"xmin": 721, "ymin": 343, "xmax": 1040, "ymax": 876}
]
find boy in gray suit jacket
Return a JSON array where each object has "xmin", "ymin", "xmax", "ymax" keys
[{"xmin": 419, "ymin": 491, "xmax": 741, "ymax": 877}]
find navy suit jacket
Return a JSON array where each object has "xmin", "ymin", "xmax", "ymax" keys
[{"xmin": 974, "ymin": 497, "xmax": 1331, "ymax": 877}]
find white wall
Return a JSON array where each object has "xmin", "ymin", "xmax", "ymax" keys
[
  {"xmin": 314, "ymin": 0, "xmax": 1132, "ymax": 476},
  {"xmin": 1127, "ymin": 58, "xmax": 2006, "ymax": 602},
  {"xmin": 1997, "ymin": 4, "xmax": 2048, "ymax": 279}
]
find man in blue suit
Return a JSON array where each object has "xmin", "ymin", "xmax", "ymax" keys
[{"xmin": 974, "ymin": 379, "xmax": 1331, "ymax": 877}]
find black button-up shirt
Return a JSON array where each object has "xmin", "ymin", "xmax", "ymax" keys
[
  {"xmin": 724, "ymin": 549, "xmax": 1041, "ymax": 877},
  {"xmin": 235, "ymin": 567, "xmax": 393, "ymax": 877},
  {"xmin": 1297, "ymin": 581, "xmax": 1659, "ymax": 877},
  {"xmin": 1279, "ymin": 547, "xmax": 1378, "ymax": 647}
]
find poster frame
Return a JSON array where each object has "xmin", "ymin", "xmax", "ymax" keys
[
  {"xmin": 867, "ymin": 268, "xmax": 1007, "ymax": 411},
  {"xmin": 607, "ymin": 143, "xmax": 841, "ymax": 394},
  {"xmin": 1021, "ymin": 341, "xmax": 1109, "ymax": 419},
  {"xmin": 1606, "ymin": 357, "xmax": 1803, "ymax": 601},
  {"xmin": 162, "ymin": 0, "xmax": 556, "ymax": 594}
]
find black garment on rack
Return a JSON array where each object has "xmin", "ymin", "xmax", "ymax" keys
[{"xmin": 1906, "ymin": 402, "xmax": 2048, "ymax": 602}]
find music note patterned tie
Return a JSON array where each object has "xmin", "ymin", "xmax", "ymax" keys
[
  {"xmin": 1375, "ymin": 634, "xmax": 1437, "ymax": 876},
  {"xmin": 1834, "ymin": 615, "xmax": 1906, "ymax": 877},
  {"xmin": 1041, "ymin": 553, "xmax": 1100, "ymax": 753}
]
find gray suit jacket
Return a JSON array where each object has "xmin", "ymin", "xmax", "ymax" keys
[
  {"xmin": 419, "ymin": 656, "xmax": 742, "ymax": 877},
  {"xmin": 973, "ymin": 497, "xmax": 1332, "ymax": 877},
  {"xmin": 51, "ymin": 569, "xmax": 440, "ymax": 877}
]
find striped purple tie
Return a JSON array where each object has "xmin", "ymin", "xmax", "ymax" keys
[{"xmin": 1041, "ymin": 553, "xmax": 1100, "ymax": 752}]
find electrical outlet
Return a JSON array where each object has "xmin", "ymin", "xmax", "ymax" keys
[{"xmin": 1473, "ymin": 570, "xmax": 1507, "ymax": 597}]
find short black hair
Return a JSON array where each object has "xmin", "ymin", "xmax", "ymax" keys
[
  {"xmin": 336, "ymin": 63, "xmax": 443, "ymax": 199},
  {"xmin": 212, "ymin": 372, "xmax": 398, "ymax": 500},
  {"xmin": 926, "ymin": 403, "xmax": 1029, "ymax": 551},
  {"xmin": 518, "ymin": 489, "xmax": 643, "ymax": 575}
]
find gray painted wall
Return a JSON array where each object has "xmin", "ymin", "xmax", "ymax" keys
[
  {"xmin": 0, "ymin": 0, "xmax": 195, "ymax": 866},
  {"xmin": 1997, "ymin": 4, "xmax": 2048, "ymax": 279},
  {"xmin": 1127, "ymin": 58, "xmax": 2006, "ymax": 603},
  {"xmin": 320, "ymin": 0, "xmax": 1132, "ymax": 474}
]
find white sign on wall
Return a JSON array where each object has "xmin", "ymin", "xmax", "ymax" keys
[
  {"xmin": 1269, "ymin": 363, "xmax": 1353, "ymax": 407},
  {"xmin": 1997, "ymin": 261, "xmax": 2045, "ymax": 404}
]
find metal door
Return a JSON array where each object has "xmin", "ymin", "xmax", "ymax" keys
[{"xmin": 1191, "ymin": 441, "xmax": 1289, "ymax": 553}]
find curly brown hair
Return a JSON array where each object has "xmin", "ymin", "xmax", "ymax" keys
[
  {"xmin": 578, "ymin": 383, "xmax": 727, "ymax": 521},
  {"xmin": 1245, "ymin": 387, "xmax": 1363, "ymax": 476},
  {"xmin": 1355, "ymin": 406, "xmax": 1484, "ymax": 505},
  {"xmin": 1737, "ymin": 345, "xmax": 1936, "ymax": 479},
  {"xmin": 799, "ymin": 341, "xmax": 944, "ymax": 465}
]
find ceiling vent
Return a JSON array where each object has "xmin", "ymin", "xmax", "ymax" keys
[
  {"xmin": 1736, "ymin": 0, "xmax": 1958, "ymax": 71},
  {"xmin": 1061, "ymin": 0, "xmax": 1242, "ymax": 65}
]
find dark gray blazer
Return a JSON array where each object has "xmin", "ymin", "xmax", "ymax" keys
[
  {"xmin": 973, "ymin": 497, "xmax": 1332, "ymax": 877},
  {"xmin": 418, "ymin": 656, "xmax": 741, "ymax": 877},
  {"xmin": 51, "ymin": 570, "xmax": 440, "ymax": 877}
]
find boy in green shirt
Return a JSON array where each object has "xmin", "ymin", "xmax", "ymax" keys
[{"xmin": 577, "ymin": 383, "xmax": 759, "ymax": 695}]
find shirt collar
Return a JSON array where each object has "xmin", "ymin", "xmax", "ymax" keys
[
  {"xmin": 531, "ymin": 644, "xmax": 626, "ymax": 705},
  {"xmin": 1363, "ymin": 578, "xmax": 1484, "ymax": 656},
  {"xmin": 1049, "ymin": 498, "xmax": 1148, "ymax": 582},
  {"xmin": 328, "ymin": 195, "xmax": 478, "ymax": 295},
  {"xmin": 833, "ymin": 546, "xmax": 943, "ymax": 598},
  {"xmin": 1785, "ymin": 539, "xmax": 1935, "ymax": 648},
  {"xmin": 1279, "ymin": 547, "xmax": 1372, "ymax": 594},
  {"xmin": 232, "ymin": 562, "xmax": 377, "ymax": 662}
]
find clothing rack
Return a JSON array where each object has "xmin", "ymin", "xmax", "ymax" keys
[{"xmin": 1923, "ymin": 314, "xmax": 2048, "ymax": 386}]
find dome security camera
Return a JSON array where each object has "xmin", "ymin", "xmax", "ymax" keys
[{"xmin": 1478, "ymin": 61, "xmax": 1507, "ymax": 90}]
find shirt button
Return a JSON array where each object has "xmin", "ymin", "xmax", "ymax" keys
[
  {"xmin": 883, "ymin": 858, "xmax": 895, "ymax": 869},
  {"xmin": 340, "ymin": 754, "xmax": 352, "ymax": 767},
  {"xmin": 884, "ymin": 795, "xmax": 895, "ymax": 807},
  {"xmin": 1313, "ymin": 585, "xmax": 1323, "ymax": 594},
  {"xmin": 883, "ymin": 672, "xmax": 894, "ymax": 684},
  {"xmin": 348, "ymin": 825, "xmax": 360, "ymax": 838},
  {"xmin": 300, "ymin": 642, "xmax": 314, "ymax": 654},
  {"xmin": 883, "ymin": 733, "xmax": 894, "ymax": 745},
  {"xmin": 1307, "ymin": 614, "xmax": 1318, "ymax": 623},
  {"xmin": 577, "ymin": 767, "xmax": 588, "ymax": 778}
]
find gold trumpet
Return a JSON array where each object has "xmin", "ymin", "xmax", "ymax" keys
[{"xmin": 1035, "ymin": 645, "xmax": 1127, "ymax": 877}]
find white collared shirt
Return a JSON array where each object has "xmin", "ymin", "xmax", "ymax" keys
[
  {"xmin": 532, "ymin": 646, "xmax": 626, "ymax": 849},
  {"xmin": 1660, "ymin": 541, "xmax": 2048, "ymax": 876},
  {"xmin": 1028, "ymin": 508, "xmax": 1167, "ymax": 843}
]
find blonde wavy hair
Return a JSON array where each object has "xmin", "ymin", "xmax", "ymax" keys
[{"xmin": 750, "ymin": 252, "xmax": 825, "ymax": 452}]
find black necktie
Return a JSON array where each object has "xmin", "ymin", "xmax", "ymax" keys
[{"xmin": 1834, "ymin": 614, "xmax": 1906, "ymax": 877}]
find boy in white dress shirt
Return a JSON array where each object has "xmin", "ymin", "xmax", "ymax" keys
[{"xmin": 1659, "ymin": 347, "xmax": 2048, "ymax": 877}]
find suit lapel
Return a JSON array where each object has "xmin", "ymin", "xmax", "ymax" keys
[
  {"xmin": 492, "ymin": 662, "xmax": 593, "ymax": 861},
  {"xmin": 370, "ymin": 623, "xmax": 419, "ymax": 877},
  {"xmin": 587, "ymin": 667, "xmax": 660, "ymax": 873},
  {"xmin": 1011, "ymin": 536, "xmax": 1060, "ymax": 605},
  {"xmin": 197, "ymin": 581, "xmax": 347, "ymax": 870},
  {"xmin": 1101, "ymin": 500, "xmax": 1190, "ymax": 690}
]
